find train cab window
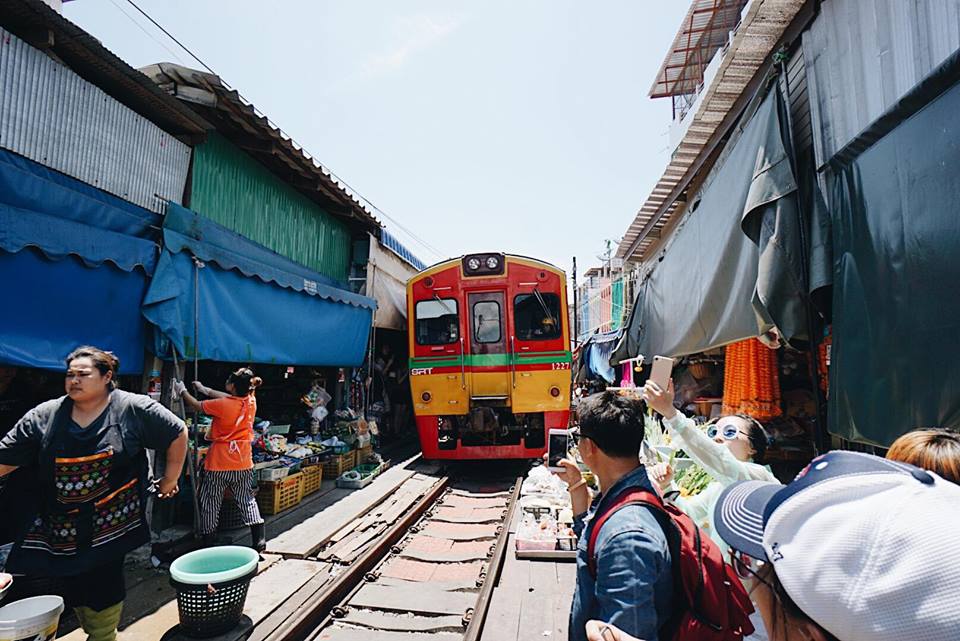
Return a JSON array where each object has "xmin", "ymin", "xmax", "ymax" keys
[
  {"xmin": 514, "ymin": 292, "xmax": 561, "ymax": 340},
  {"xmin": 415, "ymin": 299, "xmax": 459, "ymax": 345},
  {"xmin": 472, "ymin": 301, "xmax": 502, "ymax": 343}
]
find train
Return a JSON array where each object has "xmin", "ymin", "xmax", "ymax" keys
[{"xmin": 406, "ymin": 252, "xmax": 572, "ymax": 460}]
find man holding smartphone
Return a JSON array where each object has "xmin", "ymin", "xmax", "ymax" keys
[{"xmin": 554, "ymin": 391, "xmax": 674, "ymax": 641}]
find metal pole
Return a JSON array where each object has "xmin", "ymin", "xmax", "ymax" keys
[
  {"xmin": 171, "ymin": 346, "xmax": 201, "ymax": 539},
  {"xmin": 193, "ymin": 258, "xmax": 202, "ymax": 383},
  {"xmin": 777, "ymin": 54, "xmax": 829, "ymax": 454},
  {"xmin": 572, "ymin": 256, "xmax": 579, "ymax": 348}
]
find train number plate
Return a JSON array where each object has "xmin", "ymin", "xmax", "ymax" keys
[{"xmin": 551, "ymin": 362, "xmax": 571, "ymax": 370}]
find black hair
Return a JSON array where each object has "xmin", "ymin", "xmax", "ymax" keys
[
  {"xmin": 228, "ymin": 368, "xmax": 262, "ymax": 396},
  {"xmin": 576, "ymin": 391, "xmax": 645, "ymax": 458},
  {"xmin": 66, "ymin": 346, "xmax": 120, "ymax": 390},
  {"xmin": 733, "ymin": 413, "xmax": 771, "ymax": 464}
]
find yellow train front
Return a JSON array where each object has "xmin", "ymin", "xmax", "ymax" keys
[{"xmin": 407, "ymin": 253, "xmax": 572, "ymax": 460}]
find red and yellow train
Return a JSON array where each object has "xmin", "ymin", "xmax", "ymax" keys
[{"xmin": 406, "ymin": 253, "xmax": 572, "ymax": 460}]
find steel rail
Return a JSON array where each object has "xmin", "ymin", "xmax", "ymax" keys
[
  {"xmin": 462, "ymin": 476, "xmax": 523, "ymax": 641},
  {"xmin": 259, "ymin": 474, "xmax": 451, "ymax": 641}
]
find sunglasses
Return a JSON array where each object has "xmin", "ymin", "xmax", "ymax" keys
[
  {"xmin": 729, "ymin": 549, "xmax": 774, "ymax": 591},
  {"xmin": 707, "ymin": 424, "xmax": 749, "ymax": 440}
]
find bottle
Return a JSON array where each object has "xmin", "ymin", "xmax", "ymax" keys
[{"xmin": 147, "ymin": 370, "xmax": 162, "ymax": 401}]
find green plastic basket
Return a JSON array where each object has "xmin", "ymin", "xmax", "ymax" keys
[{"xmin": 170, "ymin": 546, "xmax": 259, "ymax": 585}]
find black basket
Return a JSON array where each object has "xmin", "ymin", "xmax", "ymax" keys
[{"xmin": 170, "ymin": 567, "xmax": 256, "ymax": 638}]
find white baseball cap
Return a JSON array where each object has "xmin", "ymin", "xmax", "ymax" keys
[{"xmin": 714, "ymin": 450, "xmax": 960, "ymax": 641}]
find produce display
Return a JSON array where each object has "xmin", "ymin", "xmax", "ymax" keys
[{"xmin": 516, "ymin": 466, "xmax": 578, "ymax": 555}]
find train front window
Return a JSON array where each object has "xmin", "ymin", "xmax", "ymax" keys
[
  {"xmin": 514, "ymin": 292, "xmax": 561, "ymax": 340},
  {"xmin": 415, "ymin": 298, "xmax": 459, "ymax": 345},
  {"xmin": 472, "ymin": 301, "xmax": 501, "ymax": 343}
]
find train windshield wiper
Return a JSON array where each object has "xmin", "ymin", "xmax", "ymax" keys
[
  {"xmin": 533, "ymin": 287, "xmax": 556, "ymax": 326},
  {"xmin": 433, "ymin": 295, "xmax": 456, "ymax": 317}
]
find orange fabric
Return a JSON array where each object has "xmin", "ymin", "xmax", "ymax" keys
[{"xmin": 201, "ymin": 396, "xmax": 256, "ymax": 471}]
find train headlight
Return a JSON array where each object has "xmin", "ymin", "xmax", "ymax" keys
[
  {"xmin": 550, "ymin": 386, "xmax": 561, "ymax": 397},
  {"xmin": 462, "ymin": 253, "xmax": 505, "ymax": 276},
  {"xmin": 421, "ymin": 391, "xmax": 432, "ymax": 402}
]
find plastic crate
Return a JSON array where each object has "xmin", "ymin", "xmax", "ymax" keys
[
  {"xmin": 335, "ymin": 463, "xmax": 382, "ymax": 490},
  {"xmin": 357, "ymin": 444, "xmax": 374, "ymax": 463},
  {"xmin": 322, "ymin": 451, "xmax": 356, "ymax": 478},
  {"xmin": 257, "ymin": 472, "xmax": 303, "ymax": 516},
  {"xmin": 301, "ymin": 465, "xmax": 323, "ymax": 497},
  {"xmin": 258, "ymin": 466, "xmax": 289, "ymax": 482}
]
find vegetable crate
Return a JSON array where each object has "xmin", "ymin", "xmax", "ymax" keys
[
  {"xmin": 357, "ymin": 444, "xmax": 374, "ymax": 463},
  {"xmin": 257, "ymin": 472, "xmax": 303, "ymax": 516},
  {"xmin": 301, "ymin": 464, "xmax": 323, "ymax": 497},
  {"xmin": 322, "ymin": 451, "xmax": 356, "ymax": 478}
]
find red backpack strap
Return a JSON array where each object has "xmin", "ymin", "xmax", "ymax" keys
[{"xmin": 587, "ymin": 487, "xmax": 665, "ymax": 578}]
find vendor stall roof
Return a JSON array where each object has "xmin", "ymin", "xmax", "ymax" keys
[
  {"xmin": 0, "ymin": 149, "xmax": 159, "ymax": 373},
  {"xmin": 0, "ymin": 0, "xmax": 208, "ymax": 141},
  {"xmin": 619, "ymin": 0, "xmax": 808, "ymax": 262},
  {"xmin": 143, "ymin": 204, "xmax": 375, "ymax": 366},
  {"xmin": 140, "ymin": 63, "xmax": 381, "ymax": 234}
]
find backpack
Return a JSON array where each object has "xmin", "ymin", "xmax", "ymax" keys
[{"xmin": 587, "ymin": 487, "xmax": 755, "ymax": 641}]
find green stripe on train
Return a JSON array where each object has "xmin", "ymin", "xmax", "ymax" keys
[{"xmin": 409, "ymin": 351, "xmax": 572, "ymax": 368}]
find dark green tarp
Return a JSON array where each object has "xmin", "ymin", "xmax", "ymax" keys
[
  {"xmin": 613, "ymin": 88, "xmax": 807, "ymax": 362},
  {"xmin": 828, "ymin": 49, "xmax": 960, "ymax": 445}
]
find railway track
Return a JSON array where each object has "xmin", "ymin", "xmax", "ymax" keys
[{"xmin": 253, "ymin": 461, "xmax": 523, "ymax": 641}]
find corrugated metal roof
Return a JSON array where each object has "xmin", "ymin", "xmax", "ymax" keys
[
  {"xmin": 0, "ymin": 26, "xmax": 191, "ymax": 213},
  {"xmin": 649, "ymin": 0, "xmax": 749, "ymax": 99},
  {"xmin": 0, "ymin": 0, "xmax": 208, "ymax": 140},
  {"xmin": 141, "ymin": 63, "xmax": 382, "ymax": 234},
  {"xmin": 620, "ymin": 0, "xmax": 807, "ymax": 261},
  {"xmin": 380, "ymin": 229, "xmax": 426, "ymax": 271}
]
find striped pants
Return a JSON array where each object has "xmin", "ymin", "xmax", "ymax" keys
[{"xmin": 198, "ymin": 469, "xmax": 263, "ymax": 535}]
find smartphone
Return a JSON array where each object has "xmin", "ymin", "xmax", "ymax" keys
[
  {"xmin": 547, "ymin": 428, "xmax": 572, "ymax": 472},
  {"xmin": 648, "ymin": 355, "xmax": 675, "ymax": 390}
]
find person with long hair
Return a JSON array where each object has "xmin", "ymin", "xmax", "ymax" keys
[
  {"xmin": 0, "ymin": 346, "xmax": 187, "ymax": 640},
  {"xmin": 176, "ymin": 368, "xmax": 265, "ymax": 553},
  {"xmin": 886, "ymin": 428, "xmax": 960, "ymax": 483},
  {"xmin": 642, "ymin": 379, "xmax": 778, "ymax": 552}
]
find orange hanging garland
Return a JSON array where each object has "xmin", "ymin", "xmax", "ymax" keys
[{"xmin": 721, "ymin": 338, "xmax": 782, "ymax": 421}]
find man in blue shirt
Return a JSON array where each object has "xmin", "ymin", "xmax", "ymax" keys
[{"xmin": 557, "ymin": 391, "xmax": 673, "ymax": 641}]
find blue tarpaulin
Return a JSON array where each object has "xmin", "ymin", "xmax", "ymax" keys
[
  {"xmin": 0, "ymin": 149, "xmax": 158, "ymax": 373},
  {"xmin": 143, "ymin": 204, "xmax": 376, "ymax": 366}
]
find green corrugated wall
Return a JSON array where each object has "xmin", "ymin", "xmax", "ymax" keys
[
  {"xmin": 611, "ymin": 278, "xmax": 624, "ymax": 331},
  {"xmin": 190, "ymin": 132, "xmax": 352, "ymax": 282}
]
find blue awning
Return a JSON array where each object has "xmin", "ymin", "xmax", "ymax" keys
[
  {"xmin": 143, "ymin": 204, "xmax": 376, "ymax": 366},
  {"xmin": 0, "ymin": 149, "xmax": 158, "ymax": 373},
  {"xmin": 380, "ymin": 228, "xmax": 426, "ymax": 271}
]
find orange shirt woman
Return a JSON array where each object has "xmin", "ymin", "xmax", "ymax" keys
[
  {"xmin": 176, "ymin": 368, "xmax": 265, "ymax": 551},
  {"xmin": 201, "ymin": 394, "xmax": 256, "ymax": 471}
]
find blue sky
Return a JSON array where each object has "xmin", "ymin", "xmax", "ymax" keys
[{"xmin": 65, "ymin": 1, "xmax": 687, "ymax": 277}]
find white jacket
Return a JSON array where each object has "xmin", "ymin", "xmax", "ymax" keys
[{"xmin": 663, "ymin": 413, "xmax": 780, "ymax": 553}]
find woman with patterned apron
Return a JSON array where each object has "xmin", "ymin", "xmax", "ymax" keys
[
  {"xmin": 0, "ymin": 346, "xmax": 187, "ymax": 641},
  {"xmin": 176, "ymin": 368, "xmax": 265, "ymax": 553}
]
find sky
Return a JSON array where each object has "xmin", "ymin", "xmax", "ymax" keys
[{"xmin": 64, "ymin": 1, "xmax": 687, "ymax": 278}]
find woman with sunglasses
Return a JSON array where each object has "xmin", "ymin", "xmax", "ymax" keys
[{"xmin": 641, "ymin": 379, "xmax": 778, "ymax": 554}]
